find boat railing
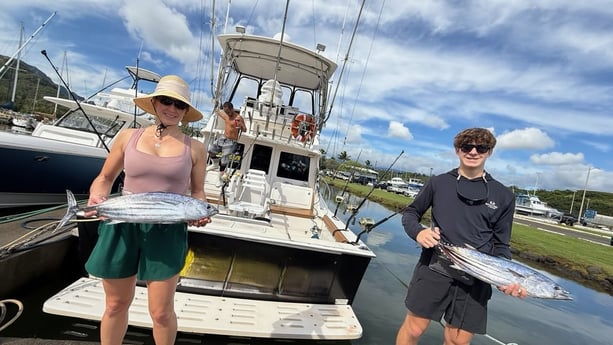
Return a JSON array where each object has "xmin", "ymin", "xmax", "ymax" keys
[{"xmin": 208, "ymin": 98, "xmax": 320, "ymax": 146}]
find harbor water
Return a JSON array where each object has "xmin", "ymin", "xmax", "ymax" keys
[{"xmin": 0, "ymin": 140, "xmax": 611, "ymax": 343}]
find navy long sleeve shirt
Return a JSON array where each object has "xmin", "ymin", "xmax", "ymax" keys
[{"xmin": 402, "ymin": 168, "xmax": 515, "ymax": 259}]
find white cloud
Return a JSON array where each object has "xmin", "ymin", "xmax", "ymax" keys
[
  {"xmin": 388, "ymin": 121, "xmax": 413, "ymax": 140},
  {"xmin": 497, "ymin": 128, "xmax": 555, "ymax": 150},
  {"xmin": 530, "ymin": 152, "xmax": 584, "ymax": 166}
]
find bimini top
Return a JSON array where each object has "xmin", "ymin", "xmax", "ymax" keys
[{"xmin": 217, "ymin": 34, "xmax": 337, "ymax": 91}]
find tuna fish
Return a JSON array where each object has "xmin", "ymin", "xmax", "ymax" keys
[
  {"xmin": 439, "ymin": 242, "xmax": 572, "ymax": 300},
  {"xmin": 55, "ymin": 190, "xmax": 218, "ymax": 231}
]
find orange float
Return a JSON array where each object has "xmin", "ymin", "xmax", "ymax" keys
[{"xmin": 290, "ymin": 113, "xmax": 315, "ymax": 142}]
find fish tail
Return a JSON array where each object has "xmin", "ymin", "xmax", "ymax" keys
[{"xmin": 54, "ymin": 190, "xmax": 79, "ymax": 232}]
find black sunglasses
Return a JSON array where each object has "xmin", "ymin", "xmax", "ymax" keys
[
  {"xmin": 157, "ymin": 96, "xmax": 189, "ymax": 110},
  {"xmin": 460, "ymin": 144, "xmax": 490, "ymax": 154},
  {"xmin": 456, "ymin": 174, "xmax": 489, "ymax": 205}
]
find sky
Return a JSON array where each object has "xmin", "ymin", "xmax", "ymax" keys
[{"xmin": 1, "ymin": 0, "xmax": 613, "ymax": 195}]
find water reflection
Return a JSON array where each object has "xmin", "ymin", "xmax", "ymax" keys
[
  {"xmin": 334, "ymin": 189, "xmax": 613, "ymax": 345},
  {"xmin": 1, "ymin": 185, "xmax": 611, "ymax": 344}
]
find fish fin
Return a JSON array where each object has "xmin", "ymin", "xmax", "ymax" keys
[
  {"xmin": 53, "ymin": 190, "xmax": 79, "ymax": 233},
  {"xmin": 507, "ymin": 268, "xmax": 527, "ymax": 279}
]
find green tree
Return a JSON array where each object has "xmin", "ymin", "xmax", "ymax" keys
[{"xmin": 337, "ymin": 151, "xmax": 350, "ymax": 161}]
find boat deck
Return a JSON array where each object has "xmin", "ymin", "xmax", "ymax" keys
[{"xmin": 44, "ymin": 277, "xmax": 362, "ymax": 340}]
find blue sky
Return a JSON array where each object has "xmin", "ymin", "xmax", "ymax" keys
[{"xmin": 1, "ymin": 0, "xmax": 613, "ymax": 194}]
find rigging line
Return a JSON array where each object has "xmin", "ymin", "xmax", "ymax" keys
[
  {"xmin": 345, "ymin": 149, "xmax": 404, "ymax": 231},
  {"xmin": 324, "ymin": 0, "xmax": 366, "ymax": 125},
  {"xmin": 272, "ymin": 0, "xmax": 290, "ymax": 83},
  {"xmin": 206, "ymin": 0, "xmax": 216, "ymax": 99},
  {"xmin": 341, "ymin": 0, "xmax": 387, "ymax": 143},
  {"xmin": 40, "ymin": 50, "xmax": 111, "ymax": 153},
  {"xmin": 245, "ymin": 0, "xmax": 260, "ymax": 29},
  {"xmin": 332, "ymin": 149, "xmax": 363, "ymax": 217},
  {"xmin": 311, "ymin": 0, "xmax": 317, "ymax": 49},
  {"xmin": 0, "ymin": 12, "xmax": 56, "ymax": 77},
  {"xmin": 335, "ymin": 0, "xmax": 352, "ymax": 65}
]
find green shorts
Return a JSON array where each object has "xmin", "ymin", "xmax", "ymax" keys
[{"xmin": 85, "ymin": 221, "xmax": 188, "ymax": 281}]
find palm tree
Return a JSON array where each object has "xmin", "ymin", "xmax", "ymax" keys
[{"xmin": 337, "ymin": 151, "xmax": 350, "ymax": 161}]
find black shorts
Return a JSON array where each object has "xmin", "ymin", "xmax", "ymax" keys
[{"xmin": 404, "ymin": 259, "xmax": 492, "ymax": 334}]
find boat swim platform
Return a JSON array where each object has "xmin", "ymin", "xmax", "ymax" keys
[{"xmin": 43, "ymin": 277, "xmax": 363, "ymax": 340}]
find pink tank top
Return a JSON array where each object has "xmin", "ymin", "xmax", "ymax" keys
[{"xmin": 123, "ymin": 128, "xmax": 192, "ymax": 194}]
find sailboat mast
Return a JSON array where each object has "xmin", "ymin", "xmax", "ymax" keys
[
  {"xmin": 10, "ymin": 23, "xmax": 24, "ymax": 104},
  {"xmin": 54, "ymin": 51, "xmax": 68, "ymax": 116},
  {"xmin": 0, "ymin": 12, "xmax": 56, "ymax": 78}
]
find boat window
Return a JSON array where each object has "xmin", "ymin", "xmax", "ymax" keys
[
  {"xmin": 291, "ymin": 89, "xmax": 315, "ymax": 116},
  {"xmin": 230, "ymin": 76, "xmax": 259, "ymax": 107},
  {"xmin": 249, "ymin": 144, "xmax": 273, "ymax": 174},
  {"xmin": 56, "ymin": 110, "xmax": 126, "ymax": 137},
  {"xmin": 277, "ymin": 152, "xmax": 310, "ymax": 182}
]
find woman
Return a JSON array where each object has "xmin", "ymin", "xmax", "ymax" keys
[{"xmin": 84, "ymin": 75, "xmax": 210, "ymax": 345}]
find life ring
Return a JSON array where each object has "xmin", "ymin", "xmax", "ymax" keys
[{"xmin": 291, "ymin": 113, "xmax": 315, "ymax": 142}]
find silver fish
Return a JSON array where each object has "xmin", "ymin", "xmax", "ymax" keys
[
  {"xmin": 55, "ymin": 190, "xmax": 218, "ymax": 231},
  {"xmin": 439, "ymin": 242, "xmax": 572, "ymax": 300}
]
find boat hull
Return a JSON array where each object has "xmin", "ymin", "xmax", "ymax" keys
[
  {"xmin": 0, "ymin": 132, "xmax": 110, "ymax": 208},
  {"xmin": 0, "ymin": 234, "xmax": 78, "ymax": 298},
  {"xmin": 179, "ymin": 231, "xmax": 371, "ymax": 304}
]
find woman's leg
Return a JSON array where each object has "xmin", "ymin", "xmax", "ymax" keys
[
  {"xmin": 147, "ymin": 274, "xmax": 181, "ymax": 345},
  {"xmin": 100, "ymin": 276, "xmax": 136, "ymax": 345}
]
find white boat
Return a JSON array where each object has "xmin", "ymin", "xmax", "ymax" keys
[
  {"xmin": 10, "ymin": 115, "xmax": 36, "ymax": 129},
  {"xmin": 515, "ymin": 193, "xmax": 560, "ymax": 217},
  {"xmin": 0, "ymin": 66, "xmax": 157, "ymax": 208},
  {"xmin": 387, "ymin": 177, "xmax": 408, "ymax": 193},
  {"xmin": 43, "ymin": 22, "xmax": 376, "ymax": 341}
]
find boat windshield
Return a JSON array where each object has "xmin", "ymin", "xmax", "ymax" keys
[{"xmin": 54, "ymin": 110, "xmax": 134, "ymax": 137}]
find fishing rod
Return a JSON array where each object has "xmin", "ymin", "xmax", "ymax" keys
[
  {"xmin": 41, "ymin": 50, "xmax": 111, "ymax": 153},
  {"xmin": 353, "ymin": 205, "xmax": 408, "ymax": 245},
  {"xmin": 344, "ymin": 150, "xmax": 404, "ymax": 232},
  {"xmin": 332, "ymin": 150, "xmax": 362, "ymax": 217}
]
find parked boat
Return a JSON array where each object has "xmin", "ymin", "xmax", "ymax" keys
[
  {"xmin": 43, "ymin": 15, "xmax": 376, "ymax": 341},
  {"xmin": 0, "ymin": 66, "xmax": 158, "ymax": 208},
  {"xmin": 10, "ymin": 114, "xmax": 37, "ymax": 130},
  {"xmin": 515, "ymin": 193, "xmax": 560, "ymax": 217}
]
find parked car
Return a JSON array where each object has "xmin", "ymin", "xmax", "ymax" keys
[
  {"xmin": 557, "ymin": 212, "xmax": 577, "ymax": 226},
  {"xmin": 375, "ymin": 181, "xmax": 390, "ymax": 189}
]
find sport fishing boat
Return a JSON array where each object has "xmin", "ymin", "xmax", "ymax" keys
[
  {"xmin": 0, "ymin": 66, "xmax": 157, "ymax": 208},
  {"xmin": 515, "ymin": 193, "xmax": 560, "ymax": 217},
  {"xmin": 43, "ymin": 8, "xmax": 376, "ymax": 341}
]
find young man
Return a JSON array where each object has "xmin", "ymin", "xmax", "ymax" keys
[
  {"xmin": 208, "ymin": 101, "xmax": 247, "ymax": 173},
  {"xmin": 396, "ymin": 128, "xmax": 525, "ymax": 345}
]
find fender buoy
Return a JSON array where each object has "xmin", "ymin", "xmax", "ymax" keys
[{"xmin": 291, "ymin": 114, "xmax": 315, "ymax": 142}]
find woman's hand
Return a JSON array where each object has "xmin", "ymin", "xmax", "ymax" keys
[
  {"xmin": 189, "ymin": 217, "xmax": 212, "ymax": 227},
  {"xmin": 84, "ymin": 194, "xmax": 106, "ymax": 218}
]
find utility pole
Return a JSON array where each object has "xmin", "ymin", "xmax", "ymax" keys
[{"xmin": 578, "ymin": 167, "xmax": 592, "ymax": 221}]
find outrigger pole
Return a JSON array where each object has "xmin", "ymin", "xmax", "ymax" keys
[
  {"xmin": 40, "ymin": 50, "xmax": 112, "ymax": 154},
  {"xmin": 344, "ymin": 150, "xmax": 404, "ymax": 232},
  {"xmin": 0, "ymin": 12, "xmax": 56, "ymax": 78}
]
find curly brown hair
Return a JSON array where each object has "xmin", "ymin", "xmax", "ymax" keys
[{"xmin": 453, "ymin": 128, "xmax": 496, "ymax": 149}]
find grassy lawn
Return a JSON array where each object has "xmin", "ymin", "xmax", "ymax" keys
[{"xmin": 325, "ymin": 177, "xmax": 613, "ymax": 294}]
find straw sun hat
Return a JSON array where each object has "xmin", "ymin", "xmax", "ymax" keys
[{"xmin": 133, "ymin": 75, "xmax": 203, "ymax": 122}]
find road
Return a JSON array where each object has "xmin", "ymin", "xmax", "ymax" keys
[{"xmin": 514, "ymin": 214, "xmax": 613, "ymax": 246}]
